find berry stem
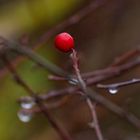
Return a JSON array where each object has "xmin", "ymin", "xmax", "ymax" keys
[{"xmin": 70, "ymin": 49, "xmax": 104, "ymax": 140}]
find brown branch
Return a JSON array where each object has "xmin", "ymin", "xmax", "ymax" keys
[
  {"xmin": 97, "ymin": 78, "xmax": 140, "ymax": 89},
  {"xmin": 19, "ymin": 57, "xmax": 140, "ymax": 102},
  {"xmin": 71, "ymin": 49, "xmax": 104, "ymax": 140},
  {"xmin": 110, "ymin": 48, "xmax": 140, "ymax": 66},
  {"xmin": 19, "ymin": 56, "xmax": 140, "ymax": 129},
  {"xmin": 86, "ymin": 57, "xmax": 140, "ymax": 84},
  {"xmin": 1, "ymin": 55, "xmax": 74, "ymax": 140}
]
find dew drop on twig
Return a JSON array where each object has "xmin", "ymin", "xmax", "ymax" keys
[
  {"xmin": 17, "ymin": 111, "xmax": 32, "ymax": 123},
  {"xmin": 108, "ymin": 87, "xmax": 118, "ymax": 95},
  {"xmin": 68, "ymin": 78, "xmax": 78, "ymax": 85},
  {"xmin": 21, "ymin": 100, "xmax": 35, "ymax": 109}
]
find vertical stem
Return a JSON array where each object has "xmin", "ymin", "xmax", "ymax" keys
[
  {"xmin": 71, "ymin": 49, "xmax": 104, "ymax": 140},
  {"xmin": 87, "ymin": 100, "xmax": 104, "ymax": 140}
]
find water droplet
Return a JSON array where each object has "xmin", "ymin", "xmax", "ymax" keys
[
  {"xmin": 108, "ymin": 87, "xmax": 118, "ymax": 94},
  {"xmin": 68, "ymin": 78, "xmax": 78, "ymax": 85},
  {"xmin": 17, "ymin": 111, "xmax": 32, "ymax": 123},
  {"xmin": 21, "ymin": 100, "xmax": 35, "ymax": 109}
]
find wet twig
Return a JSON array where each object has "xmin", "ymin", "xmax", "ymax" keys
[
  {"xmin": 70, "ymin": 49, "xmax": 104, "ymax": 140},
  {"xmin": 18, "ymin": 54, "xmax": 140, "ymax": 129},
  {"xmin": 1, "ymin": 55, "xmax": 74, "ymax": 140}
]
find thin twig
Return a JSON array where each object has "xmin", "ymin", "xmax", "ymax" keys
[
  {"xmin": 110, "ymin": 48, "xmax": 140, "ymax": 66},
  {"xmin": 19, "ymin": 56, "xmax": 140, "ymax": 101},
  {"xmin": 82, "ymin": 57, "xmax": 140, "ymax": 79},
  {"xmin": 86, "ymin": 88, "xmax": 140, "ymax": 129},
  {"xmin": 19, "ymin": 57, "xmax": 140, "ymax": 101},
  {"xmin": 97, "ymin": 78, "xmax": 140, "ymax": 89},
  {"xmin": 86, "ymin": 57, "xmax": 140, "ymax": 84},
  {"xmin": 3, "ymin": 38, "xmax": 67, "ymax": 76},
  {"xmin": 1, "ymin": 55, "xmax": 74, "ymax": 140},
  {"xmin": 19, "ymin": 56, "xmax": 140, "ymax": 129},
  {"xmin": 70, "ymin": 49, "xmax": 104, "ymax": 140}
]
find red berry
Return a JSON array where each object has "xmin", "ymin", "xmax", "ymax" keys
[{"xmin": 54, "ymin": 32, "xmax": 74, "ymax": 52}]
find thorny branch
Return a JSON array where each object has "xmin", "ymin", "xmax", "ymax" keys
[{"xmin": 110, "ymin": 47, "xmax": 140, "ymax": 66}]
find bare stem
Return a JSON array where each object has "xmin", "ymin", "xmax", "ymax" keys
[
  {"xmin": 18, "ymin": 52, "xmax": 140, "ymax": 129},
  {"xmin": 110, "ymin": 48, "xmax": 140, "ymax": 66},
  {"xmin": 70, "ymin": 49, "xmax": 104, "ymax": 140}
]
